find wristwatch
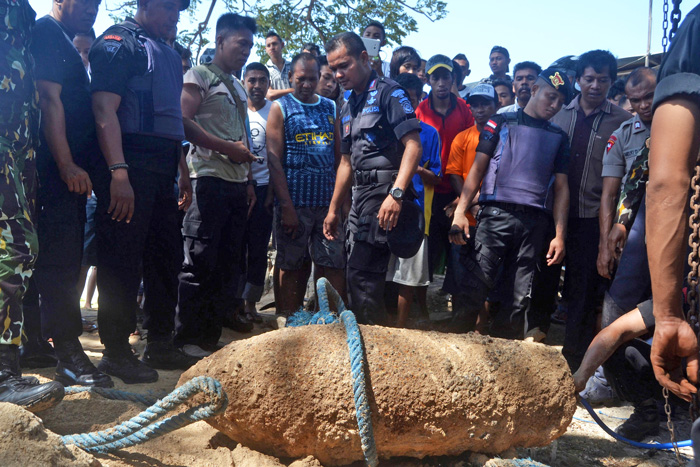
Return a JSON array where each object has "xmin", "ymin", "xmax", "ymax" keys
[
  {"xmin": 389, "ymin": 186, "xmax": 404, "ymax": 201},
  {"xmin": 247, "ymin": 179, "xmax": 257, "ymax": 187}
]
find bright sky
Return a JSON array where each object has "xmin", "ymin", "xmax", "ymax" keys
[{"xmin": 29, "ymin": 0, "xmax": 686, "ymax": 80}]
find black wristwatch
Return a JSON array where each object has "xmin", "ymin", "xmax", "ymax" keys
[
  {"xmin": 389, "ymin": 186, "xmax": 404, "ymax": 201},
  {"xmin": 247, "ymin": 179, "xmax": 257, "ymax": 187}
]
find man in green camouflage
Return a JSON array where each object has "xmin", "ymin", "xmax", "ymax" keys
[{"xmin": 0, "ymin": 0, "xmax": 64, "ymax": 412}]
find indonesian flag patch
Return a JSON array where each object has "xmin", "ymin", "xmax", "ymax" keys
[
  {"xmin": 606, "ymin": 135, "xmax": 617, "ymax": 152},
  {"xmin": 485, "ymin": 119, "xmax": 498, "ymax": 134}
]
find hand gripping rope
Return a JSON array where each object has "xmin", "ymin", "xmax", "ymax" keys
[
  {"xmin": 287, "ymin": 277, "xmax": 379, "ymax": 467},
  {"xmin": 61, "ymin": 375, "xmax": 228, "ymax": 454}
]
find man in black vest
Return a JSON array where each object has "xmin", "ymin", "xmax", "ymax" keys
[{"xmin": 90, "ymin": 0, "xmax": 196, "ymax": 384}]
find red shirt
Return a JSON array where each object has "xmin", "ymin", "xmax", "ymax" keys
[{"xmin": 416, "ymin": 94, "xmax": 474, "ymax": 193}]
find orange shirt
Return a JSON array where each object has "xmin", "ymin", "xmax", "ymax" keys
[{"xmin": 446, "ymin": 125, "xmax": 481, "ymax": 226}]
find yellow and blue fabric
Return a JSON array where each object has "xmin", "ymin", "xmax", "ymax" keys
[{"xmin": 414, "ymin": 121, "xmax": 441, "ymax": 235}]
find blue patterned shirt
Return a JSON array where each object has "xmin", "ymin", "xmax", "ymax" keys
[{"xmin": 278, "ymin": 94, "xmax": 336, "ymax": 207}]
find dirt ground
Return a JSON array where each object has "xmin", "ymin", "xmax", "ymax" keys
[{"xmin": 21, "ymin": 276, "xmax": 696, "ymax": 467}]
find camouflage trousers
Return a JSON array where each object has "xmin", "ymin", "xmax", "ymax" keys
[{"xmin": 0, "ymin": 0, "xmax": 38, "ymax": 345}]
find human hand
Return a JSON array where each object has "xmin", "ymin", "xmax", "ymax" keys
[
  {"xmin": 246, "ymin": 184, "xmax": 257, "ymax": 219},
  {"xmin": 547, "ymin": 236, "xmax": 565, "ymax": 266},
  {"xmin": 608, "ymin": 223, "xmax": 628, "ymax": 261},
  {"xmin": 323, "ymin": 210, "xmax": 339, "ymax": 241},
  {"xmin": 281, "ymin": 205, "xmax": 299, "ymax": 237},
  {"xmin": 449, "ymin": 213, "xmax": 470, "ymax": 245},
  {"xmin": 377, "ymin": 195, "xmax": 401, "ymax": 230},
  {"xmin": 59, "ymin": 161, "xmax": 93, "ymax": 196},
  {"xmin": 178, "ymin": 174, "xmax": 192, "ymax": 212},
  {"xmin": 596, "ymin": 242, "xmax": 614, "ymax": 278},
  {"xmin": 651, "ymin": 317, "xmax": 699, "ymax": 402},
  {"xmin": 226, "ymin": 141, "xmax": 257, "ymax": 164},
  {"xmin": 108, "ymin": 170, "xmax": 134, "ymax": 223},
  {"xmin": 444, "ymin": 197, "xmax": 459, "ymax": 218}
]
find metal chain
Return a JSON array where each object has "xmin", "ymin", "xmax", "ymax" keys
[
  {"xmin": 663, "ymin": 0, "xmax": 670, "ymax": 52},
  {"xmin": 665, "ymin": 163, "xmax": 700, "ymax": 467},
  {"xmin": 670, "ymin": 0, "xmax": 683, "ymax": 41},
  {"xmin": 664, "ymin": 388, "xmax": 684, "ymax": 465}
]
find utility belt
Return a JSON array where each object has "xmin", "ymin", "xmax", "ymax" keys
[
  {"xmin": 483, "ymin": 201, "xmax": 544, "ymax": 214},
  {"xmin": 353, "ymin": 169, "xmax": 397, "ymax": 187}
]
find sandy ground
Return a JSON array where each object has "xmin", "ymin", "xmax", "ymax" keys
[{"xmin": 20, "ymin": 276, "xmax": 697, "ymax": 467}]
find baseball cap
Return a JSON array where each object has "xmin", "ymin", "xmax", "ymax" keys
[
  {"xmin": 425, "ymin": 54, "xmax": 453, "ymax": 75},
  {"xmin": 180, "ymin": 0, "xmax": 190, "ymax": 10},
  {"xmin": 467, "ymin": 84, "xmax": 496, "ymax": 104},
  {"xmin": 539, "ymin": 67, "xmax": 573, "ymax": 104},
  {"xmin": 386, "ymin": 201, "xmax": 425, "ymax": 259},
  {"xmin": 490, "ymin": 46, "xmax": 510, "ymax": 59}
]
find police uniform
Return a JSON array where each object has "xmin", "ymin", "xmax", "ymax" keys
[
  {"xmin": 600, "ymin": 115, "xmax": 652, "ymax": 327},
  {"xmin": 340, "ymin": 71, "xmax": 421, "ymax": 324},
  {"xmin": 0, "ymin": 0, "xmax": 39, "ymax": 346},
  {"xmin": 89, "ymin": 19, "xmax": 185, "ymax": 356},
  {"xmin": 455, "ymin": 110, "xmax": 569, "ymax": 339}
]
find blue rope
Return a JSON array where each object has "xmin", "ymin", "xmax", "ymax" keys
[
  {"xmin": 287, "ymin": 278, "xmax": 379, "ymax": 467},
  {"xmin": 61, "ymin": 375, "xmax": 228, "ymax": 453},
  {"xmin": 489, "ymin": 459, "xmax": 550, "ymax": 467},
  {"xmin": 580, "ymin": 398, "xmax": 693, "ymax": 450}
]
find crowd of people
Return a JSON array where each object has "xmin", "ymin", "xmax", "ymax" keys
[{"xmin": 1, "ymin": 0, "xmax": 700, "ymax": 459}]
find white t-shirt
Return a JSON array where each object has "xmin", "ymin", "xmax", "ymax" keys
[{"xmin": 248, "ymin": 100, "xmax": 272, "ymax": 185}]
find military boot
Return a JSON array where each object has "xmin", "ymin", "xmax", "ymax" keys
[
  {"xmin": 615, "ymin": 399, "xmax": 660, "ymax": 441},
  {"xmin": 53, "ymin": 338, "xmax": 113, "ymax": 388},
  {"xmin": 0, "ymin": 344, "xmax": 64, "ymax": 413}
]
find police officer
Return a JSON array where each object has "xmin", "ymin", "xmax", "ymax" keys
[
  {"xmin": 25, "ymin": 0, "xmax": 112, "ymax": 388},
  {"xmin": 449, "ymin": 68, "xmax": 573, "ymax": 339},
  {"xmin": 90, "ymin": 0, "xmax": 196, "ymax": 384},
  {"xmin": 323, "ymin": 32, "xmax": 422, "ymax": 324},
  {"xmin": 598, "ymin": 67, "xmax": 656, "ymax": 324},
  {"xmin": 0, "ymin": 0, "xmax": 65, "ymax": 411}
]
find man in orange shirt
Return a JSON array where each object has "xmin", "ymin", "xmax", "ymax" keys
[{"xmin": 443, "ymin": 84, "xmax": 497, "ymax": 331}]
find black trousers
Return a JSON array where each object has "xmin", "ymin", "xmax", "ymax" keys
[
  {"xmin": 94, "ymin": 163, "xmax": 182, "ymax": 353},
  {"xmin": 238, "ymin": 184, "xmax": 273, "ymax": 303},
  {"xmin": 562, "ymin": 217, "xmax": 609, "ymax": 371},
  {"xmin": 428, "ymin": 191, "xmax": 455, "ymax": 280},
  {"xmin": 455, "ymin": 204, "xmax": 549, "ymax": 339},
  {"xmin": 22, "ymin": 155, "xmax": 87, "ymax": 342},
  {"xmin": 603, "ymin": 338, "xmax": 660, "ymax": 405},
  {"xmin": 528, "ymin": 218, "xmax": 556, "ymax": 333},
  {"xmin": 175, "ymin": 177, "xmax": 247, "ymax": 347},
  {"xmin": 346, "ymin": 183, "xmax": 392, "ymax": 325},
  {"xmin": 602, "ymin": 198, "xmax": 651, "ymax": 327}
]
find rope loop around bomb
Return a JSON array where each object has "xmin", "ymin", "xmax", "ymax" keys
[{"xmin": 287, "ymin": 277, "xmax": 379, "ymax": 467}]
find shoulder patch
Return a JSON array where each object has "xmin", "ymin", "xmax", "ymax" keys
[
  {"xmin": 634, "ymin": 120, "xmax": 641, "ymax": 130},
  {"xmin": 484, "ymin": 119, "xmax": 498, "ymax": 134},
  {"xmin": 102, "ymin": 39, "xmax": 123, "ymax": 63},
  {"xmin": 606, "ymin": 135, "xmax": 617, "ymax": 152},
  {"xmin": 103, "ymin": 34, "xmax": 123, "ymax": 42},
  {"xmin": 391, "ymin": 89, "xmax": 406, "ymax": 99}
]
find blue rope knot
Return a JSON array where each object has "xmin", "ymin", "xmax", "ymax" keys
[
  {"xmin": 287, "ymin": 278, "xmax": 379, "ymax": 467},
  {"xmin": 61, "ymin": 375, "xmax": 228, "ymax": 454}
]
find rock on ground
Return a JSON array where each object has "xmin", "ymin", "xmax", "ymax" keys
[
  {"xmin": 179, "ymin": 325, "xmax": 576, "ymax": 465},
  {"xmin": 0, "ymin": 402, "xmax": 101, "ymax": 467}
]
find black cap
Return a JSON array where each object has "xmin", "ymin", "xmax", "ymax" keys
[
  {"xmin": 386, "ymin": 201, "xmax": 425, "ymax": 259},
  {"xmin": 539, "ymin": 67, "xmax": 573, "ymax": 104},
  {"xmin": 425, "ymin": 54, "xmax": 453, "ymax": 75},
  {"xmin": 180, "ymin": 0, "xmax": 190, "ymax": 10},
  {"xmin": 490, "ymin": 45, "xmax": 509, "ymax": 59}
]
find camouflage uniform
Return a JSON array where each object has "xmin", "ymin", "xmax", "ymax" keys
[
  {"xmin": 614, "ymin": 138, "xmax": 650, "ymax": 230},
  {"xmin": 0, "ymin": 0, "xmax": 39, "ymax": 346}
]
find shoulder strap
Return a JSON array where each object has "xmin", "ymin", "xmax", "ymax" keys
[{"xmin": 204, "ymin": 62, "xmax": 247, "ymax": 129}]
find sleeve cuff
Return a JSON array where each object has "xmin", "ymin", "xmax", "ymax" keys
[
  {"xmin": 393, "ymin": 119, "xmax": 422, "ymax": 141},
  {"xmin": 653, "ymin": 73, "xmax": 700, "ymax": 112},
  {"xmin": 601, "ymin": 165, "xmax": 625, "ymax": 178}
]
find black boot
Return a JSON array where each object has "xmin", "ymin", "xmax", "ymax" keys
[
  {"xmin": 141, "ymin": 340, "xmax": 199, "ymax": 371},
  {"xmin": 98, "ymin": 343, "xmax": 159, "ymax": 385},
  {"xmin": 0, "ymin": 344, "xmax": 64, "ymax": 412},
  {"xmin": 53, "ymin": 338, "xmax": 113, "ymax": 388},
  {"xmin": 19, "ymin": 336, "xmax": 57, "ymax": 368},
  {"xmin": 615, "ymin": 399, "xmax": 660, "ymax": 441}
]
